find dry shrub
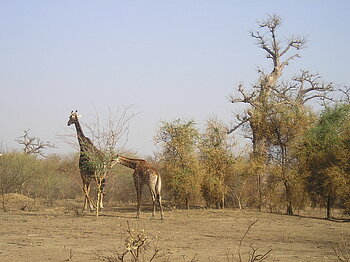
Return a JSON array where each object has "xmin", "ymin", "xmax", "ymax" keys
[
  {"xmin": 98, "ymin": 220, "xmax": 272, "ymax": 262},
  {"xmin": 96, "ymin": 221, "xmax": 171, "ymax": 262},
  {"xmin": 226, "ymin": 219, "xmax": 272, "ymax": 262}
]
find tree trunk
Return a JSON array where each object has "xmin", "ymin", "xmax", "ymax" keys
[
  {"xmin": 1, "ymin": 194, "xmax": 6, "ymax": 211},
  {"xmin": 284, "ymin": 181, "xmax": 293, "ymax": 215},
  {"xmin": 286, "ymin": 203, "xmax": 293, "ymax": 215},
  {"xmin": 237, "ymin": 195, "xmax": 242, "ymax": 210},
  {"xmin": 221, "ymin": 194, "xmax": 225, "ymax": 209},
  {"xmin": 326, "ymin": 194, "xmax": 332, "ymax": 219},
  {"xmin": 185, "ymin": 197, "xmax": 190, "ymax": 210},
  {"xmin": 257, "ymin": 174, "xmax": 262, "ymax": 212}
]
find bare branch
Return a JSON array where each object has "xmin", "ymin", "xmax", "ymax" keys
[
  {"xmin": 332, "ymin": 237, "xmax": 350, "ymax": 262},
  {"xmin": 251, "ymin": 14, "xmax": 307, "ymax": 89},
  {"xmin": 249, "ymin": 244, "xmax": 272, "ymax": 262},
  {"xmin": 271, "ymin": 71, "xmax": 334, "ymax": 106},
  {"xmin": 15, "ymin": 129, "xmax": 56, "ymax": 157},
  {"xmin": 227, "ymin": 114, "xmax": 250, "ymax": 134},
  {"xmin": 281, "ymin": 53, "xmax": 301, "ymax": 68},
  {"xmin": 229, "ymin": 84, "xmax": 257, "ymax": 105},
  {"xmin": 86, "ymin": 105, "xmax": 137, "ymax": 155},
  {"xmin": 257, "ymin": 14, "xmax": 283, "ymax": 31},
  {"xmin": 239, "ymin": 219, "xmax": 259, "ymax": 250},
  {"xmin": 280, "ymin": 35, "xmax": 308, "ymax": 57},
  {"xmin": 250, "ymin": 31, "xmax": 276, "ymax": 59},
  {"xmin": 293, "ymin": 70, "xmax": 333, "ymax": 104},
  {"xmin": 236, "ymin": 219, "xmax": 272, "ymax": 262},
  {"xmin": 335, "ymin": 85, "xmax": 350, "ymax": 103}
]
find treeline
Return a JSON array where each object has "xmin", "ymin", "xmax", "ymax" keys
[
  {"xmin": 155, "ymin": 104, "xmax": 350, "ymax": 218},
  {"xmin": 1, "ymin": 103, "xmax": 349, "ymax": 218},
  {"xmin": 155, "ymin": 14, "xmax": 350, "ymax": 219}
]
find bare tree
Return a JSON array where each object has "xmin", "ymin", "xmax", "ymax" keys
[
  {"xmin": 229, "ymin": 14, "xmax": 307, "ymax": 136},
  {"xmin": 87, "ymin": 106, "xmax": 136, "ymax": 155},
  {"xmin": 16, "ymin": 129, "xmax": 55, "ymax": 157}
]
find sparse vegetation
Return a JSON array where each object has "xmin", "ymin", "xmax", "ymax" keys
[
  {"xmin": 0, "ymin": 12, "xmax": 349, "ymax": 262},
  {"xmin": 96, "ymin": 221, "xmax": 169, "ymax": 262},
  {"xmin": 234, "ymin": 220, "xmax": 272, "ymax": 262},
  {"xmin": 96, "ymin": 220, "xmax": 273, "ymax": 262}
]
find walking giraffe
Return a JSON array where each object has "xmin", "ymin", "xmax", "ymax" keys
[
  {"xmin": 67, "ymin": 110, "xmax": 107, "ymax": 212},
  {"xmin": 114, "ymin": 155, "xmax": 164, "ymax": 219}
]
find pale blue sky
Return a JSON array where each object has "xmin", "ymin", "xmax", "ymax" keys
[{"xmin": 1, "ymin": 1, "xmax": 349, "ymax": 156}]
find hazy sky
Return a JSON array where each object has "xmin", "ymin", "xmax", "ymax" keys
[{"xmin": 1, "ymin": 1, "xmax": 349, "ymax": 157}]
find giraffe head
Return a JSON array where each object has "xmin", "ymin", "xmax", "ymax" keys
[
  {"xmin": 110, "ymin": 155, "xmax": 120, "ymax": 167},
  {"xmin": 67, "ymin": 110, "xmax": 80, "ymax": 126}
]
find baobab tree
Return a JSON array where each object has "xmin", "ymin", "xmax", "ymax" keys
[
  {"xmin": 229, "ymin": 14, "xmax": 307, "ymax": 211},
  {"xmin": 229, "ymin": 14, "xmax": 332, "ymax": 213}
]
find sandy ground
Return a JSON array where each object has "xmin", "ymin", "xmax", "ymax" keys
[{"xmin": 0, "ymin": 202, "xmax": 349, "ymax": 262}]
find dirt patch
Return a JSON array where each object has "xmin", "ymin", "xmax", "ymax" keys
[
  {"xmin": 1, "ymin": 193, "xmax": 35, "ymax": 211},
  {"xmin": 0, "ymin": 204, "xmax": 349, "ymax": 262}
]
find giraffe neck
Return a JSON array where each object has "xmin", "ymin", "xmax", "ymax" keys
[
  {"xmin": 73, "ymin": 120, "xmax": 93, "ymax": 152},
  {"xmin": 118, "ymin": 156, "xmax": 145, "ymax": 170}
]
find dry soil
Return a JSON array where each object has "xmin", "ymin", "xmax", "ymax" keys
[{"xmin": 0, "ymin": 199, "xmax": 349, "ymax": 262}]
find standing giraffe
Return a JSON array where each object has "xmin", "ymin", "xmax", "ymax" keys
[
  {"xmin": 114, "ymin": 155, "xmax": 164, "ymax": 219},
  {"xmin": 67, "ymin": 110, "xmax": 106, "ymax": 212}
]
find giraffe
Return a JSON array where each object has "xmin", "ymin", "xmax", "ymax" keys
[
  {"xmin": 67, "ymin": 110, "xmax": 107, "ymax": 212},
  {"xmin": 114, "ymin": 155, "xmax": 164, "ymax": 219}
]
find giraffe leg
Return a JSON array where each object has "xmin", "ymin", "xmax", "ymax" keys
[
  {"xmin": 157, "ymin": 194, "xmax": 164, "ymax": 220},
  {"xmin": 97, "ymin": 178, "xmax": 105, "ymax": 210},
  {"xmin": 83, "ymin": 185, "xmax": 88, "ymax": 213},
  {"xmin": 99, "ymin": 192, "xmax": 104, "ymax": 210},
  {"xmin": 86, "ymin": 183, "xmax": 95, "ymax": 212},
  {"xmin": 149, "ymin": 188, "xmax": 156, "ymax": 219},
  {"xmin": 134, "ymin": 182, "xmax": 143, "ymax": 219},
  {"xmin": 96, "ymin": 190, "xmax": 102, "ymax": 217},
  {"xmin": 137, "ymin": 185, "xmax": 143, "ymax": 219},
  {"xmin": 155, "ymin": 176, "xmax": 164, "ymax": 220},
  {"xmin": 82, "ymin": 183, "xmax": 90, "ymax": 213}
]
